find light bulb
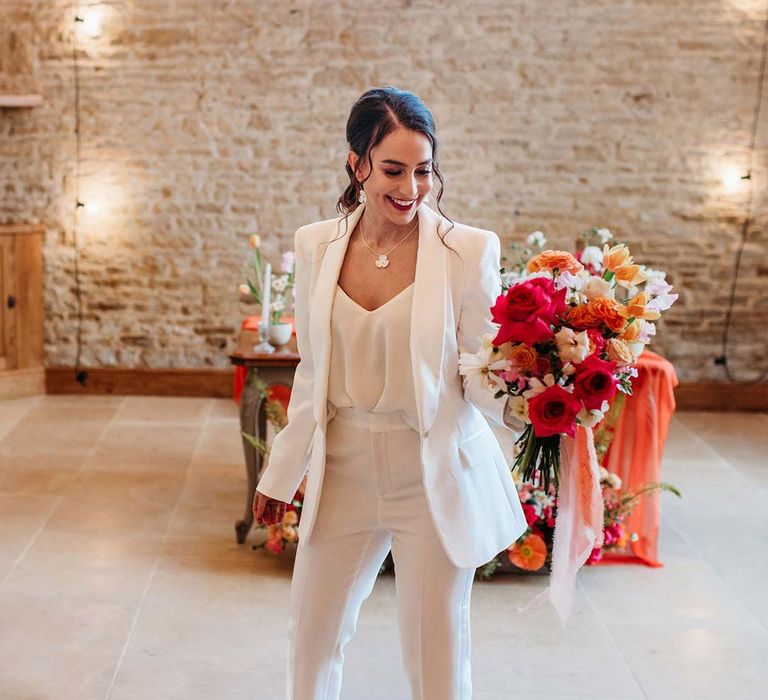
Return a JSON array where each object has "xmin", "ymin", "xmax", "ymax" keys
[
  {"xmin": 721, "ymin": 164, "xmax": 747, "ymax": 195},
  {"xmin": 80, "ymin": 11, "xmax": 101, "ymax": 38},
  {"xmin": 84, "ymin": 200, "xmax": 102, "ymax": 216}
]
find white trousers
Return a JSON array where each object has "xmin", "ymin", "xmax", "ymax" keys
[{"xmin": 286, "ymin": 405, "xmax": 475, "ymax": 700}]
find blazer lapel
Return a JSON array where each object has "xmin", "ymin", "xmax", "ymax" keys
[
  {"xmin": 410, "ymin": 202, "xmax": 447, "ymax": 435},
  {"xmin": 309, "ymin": 200, "xmax": 447, "ymax": 435}
]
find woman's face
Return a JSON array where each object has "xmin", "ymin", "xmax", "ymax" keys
[{"xmin": 349, "ymin": 127, "xmax": 434, "ymax": 227}]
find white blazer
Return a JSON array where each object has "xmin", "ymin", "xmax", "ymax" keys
[{"xmin": 256, "ymin": 200, "xmax": 528, "ymax": 568}]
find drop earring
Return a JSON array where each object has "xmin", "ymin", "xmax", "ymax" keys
[{"xmin": 358, "ymin": 186, "xmax": 367, "ymax": 204}]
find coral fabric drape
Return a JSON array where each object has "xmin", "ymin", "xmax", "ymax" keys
[{"xmin": 593, "ymin": 350, "xmax": 678, "ymax": 568}]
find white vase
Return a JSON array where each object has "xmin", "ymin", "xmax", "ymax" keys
[{"xmin": 268, "ymin": 322, "xmax": 293, "ymax": 346}]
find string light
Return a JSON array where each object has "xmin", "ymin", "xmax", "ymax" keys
[
  {"xmin": 72, "ymin": 2, "xmax": 87, "ymax": 386},
  {"xmin": 715, "ymin": 6, "xmax": 768, "ymax": 385},
  {"xmin": 720, "ymin": 164, "xmax": 750, "ymax": 194}
]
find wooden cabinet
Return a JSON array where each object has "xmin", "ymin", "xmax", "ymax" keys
[{"xmin": 0, "ymin": 225, "xmax": 44, "ymax": 398}]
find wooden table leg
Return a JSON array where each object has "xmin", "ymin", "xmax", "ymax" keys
[{"xmin": 235, "ymin": 367, "xmax": 265, "ymax": 544}]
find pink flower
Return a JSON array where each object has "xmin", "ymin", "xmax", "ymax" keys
[
  {"xmin": 572, "ymin": 354, "xmax": 618, "ymax": 410},
  {"xmin": 586, "ymin": 547, "xmax": 603, "ymax": 564},
  {"xmin": 604, "ymin": 523, "xmax": 623, "ymax": 546},
  {"xmin": 586, "ymin": 328, "xmax": 607, "ymax": 355},
  {"xmin": 527, "ymin": 384, "xmax": 582, "ymax": 438}
]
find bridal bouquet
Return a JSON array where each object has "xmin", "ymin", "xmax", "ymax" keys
[{"xmin": 461, "ymin": 230, "xmax": 678, "ymax": 492}]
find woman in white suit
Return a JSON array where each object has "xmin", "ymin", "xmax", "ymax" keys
[{"xmin": 253, "ymin": 87, "xmax": 527, "ymax": 700}]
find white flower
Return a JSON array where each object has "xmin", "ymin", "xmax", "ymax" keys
[
  {"xmin": 577, "ymin": 405, "xmax": 606, "ymax": 428},
  {"xmin": 522, "ymin": 373, "xmax": 556, "ymax": 399},
  {"xmin": 272, "ymin": 275, "xmax": 289, "ymax": 293},
  {"xmin": 581, "ymin": 245, "xmax": 604, "ymax": 270},
  {"xmin": 645, "ymin": 281, "xmax": 678, "ymax": 311},
  {"xmin": 595, "ymin": 228, "xmax": 613, "ymax": 244},
  {"xmin": 281, "ymin": 251, "xmax": 295, "ymax": 274},
  {"xmin": 501, "ymin": 269, "xmax": 526, "ymax": 287},
  {"xmin": 526, "ymin": 230, "xmax": 547, "ymax": 248},
  {"xmin": 533, "ymin": 489, "xmax": 555, "ymax": 510},
  {"xmin": 554, "ymin": 327, "xmax": 591, "ymax": 364},
  {"xmin": 238, "ymin": 283, "xmax": 250, "ymax": 295},
  {"xmin": 641, "ymin": 266, "xmax": 667, "ymax": 285},
  {"xmin": 637, "ymin": 319, "xmax": 656, "ymax": 343},
  {"xmin": 505, "ymin": 395, "xmax": 530, "ymax": 424},
  {"xmin": 554, "ymin": 270, "xmax": 584, "ymax": 291},
  {"xmin": 582, "ymin": 275, "xmax": 613, "ymax": 300},
  {"xmin": 459, "ymin": 333, "xmax": 510, "ymax": 392},
  {"xmin": 270, "ymin": 298, "xmax": 286, "ymax": 313}
]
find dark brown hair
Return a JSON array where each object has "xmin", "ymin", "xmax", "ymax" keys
[{"xmin": 327, "ymin": 86, "xmax": 457, "ymax": 252}]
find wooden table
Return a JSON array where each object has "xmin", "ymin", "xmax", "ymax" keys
[{"xmin": 229, "ymin": 330, "xmax": 299, "ymax": 543}]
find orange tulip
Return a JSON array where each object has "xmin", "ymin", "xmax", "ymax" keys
[
  {"xmin": 619, "ymin": 319, "xmax": 641, "ymax": 342},
  {"xmin": 614, "ymin": 263, "xmax": 647, "ymax": 287},
  {"xmin": 621, "ymin": 292, "xmax": 661, "ymax": 321},
  {"xmin": 602, "ymin": 243, "xmax": 632, "ymax": 272}
]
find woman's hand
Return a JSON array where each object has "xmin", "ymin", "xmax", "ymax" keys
[{"xmin": 253, "ymin": 489, "xmax": 288, "ymax": 527}]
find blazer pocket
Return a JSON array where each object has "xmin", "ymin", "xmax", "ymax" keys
[{"xmin": 457, "ymin": 426, "xmax": 493, "ymax": 470}]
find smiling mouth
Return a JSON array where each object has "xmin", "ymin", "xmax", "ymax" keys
[{"xmin": 386, "ymin": 195, "xmax": 417, "ymax": 211}]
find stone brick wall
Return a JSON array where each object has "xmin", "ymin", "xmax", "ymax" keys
[{"xmin": 1, "ymin": 0, "xmax": 766, "ymax": 381}]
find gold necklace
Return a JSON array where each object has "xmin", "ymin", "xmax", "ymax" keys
[{"xmin": 359, "ymin": 216, "xmax": 419, "ymax": 269}]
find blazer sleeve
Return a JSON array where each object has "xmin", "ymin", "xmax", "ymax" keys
[
  {"xmin": 255, "ymin": 225, "xmax": 318, "ymax": 503},
  {"xmin": 457, "ymin": 231, "xmax": 518, "ymax": 430}
]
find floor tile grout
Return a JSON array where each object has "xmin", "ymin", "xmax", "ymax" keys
[{"xmin": 102, "ymin": 398, "xmax": 217, "ymax": 700}]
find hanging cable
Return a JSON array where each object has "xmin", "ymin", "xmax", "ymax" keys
[
  {"xmin": 72, "ymin": 2, "xmax": 88, "ymax": 385},
  {"xmin": 715, "ymin": 8, "xmax": 768, "ymax": 385}
]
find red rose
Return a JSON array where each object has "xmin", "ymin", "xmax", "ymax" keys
[
  {"xmin": 493, "ymin": 317, "xmax": 554, "ymax": 347},
  {"xmin": 527, "ymin": 384, "xmax": 582, "ymax": 438},
  {"xmin": 492, "ymin": 278, "xmax": 567, "ymax": 326},
  {"xmin": 491, "ymin": 280, "xmax": 551, "ymax": 323},
  {"xmin": 572, "ymin": 354, "xmax": 618, "ymax": 409}
]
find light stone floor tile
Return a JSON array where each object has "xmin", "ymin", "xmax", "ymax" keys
[{"xmin": 0, "ymin": 396, "xmax": 766, "ymax": 700}]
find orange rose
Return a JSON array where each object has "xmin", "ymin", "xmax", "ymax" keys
[
  {"xmin": 564, "ymin": 304, "xmax": 600, "ymax": 330},
  {"xmin": 527, "ymin": 250, "xmax": 584, "ymax": 275},
  {"xmin": 587, "ymin": 297, "xmax": 627, "ymax": 334},
  {"xmin": 507, "ymin": 343, "xmax": 538, "ymax": 372},
  {"xmin": 606, "ymin": 338, "xmax": 635, "ymax": 367},
  {"xmin": 602, "ymin": 243, "xmax": 632, "ymax": 272},
  {"xmin": 508, "ymin": 532, "xmax": 548, "ymax": 571}
]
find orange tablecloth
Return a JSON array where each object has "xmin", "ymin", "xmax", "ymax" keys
[{"xmin": 593, "ymin": 350, "xmax": 678, "ymax": 568}]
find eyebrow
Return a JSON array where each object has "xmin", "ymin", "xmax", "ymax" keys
[{"xmin": 380, "ymin": 159, "xmax": 433, "ymax": 166}]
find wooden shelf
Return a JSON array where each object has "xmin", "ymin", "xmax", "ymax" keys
[
  {"xmin": 0, "ymin": 224, "xmax": 45, "ymax": 236},
  {"xmin": 0, "ymin": 94, "xmax": 43, "ymax": 108}
]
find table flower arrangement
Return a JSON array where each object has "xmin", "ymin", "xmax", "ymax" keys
[{"xmin": 237, "ymin": 233, "xmax": 296, "ymax": 325}]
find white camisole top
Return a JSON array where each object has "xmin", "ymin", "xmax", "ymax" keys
[{"xmin": 327, "ymin": 281, "xmax": 419, "ymax": 430}]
